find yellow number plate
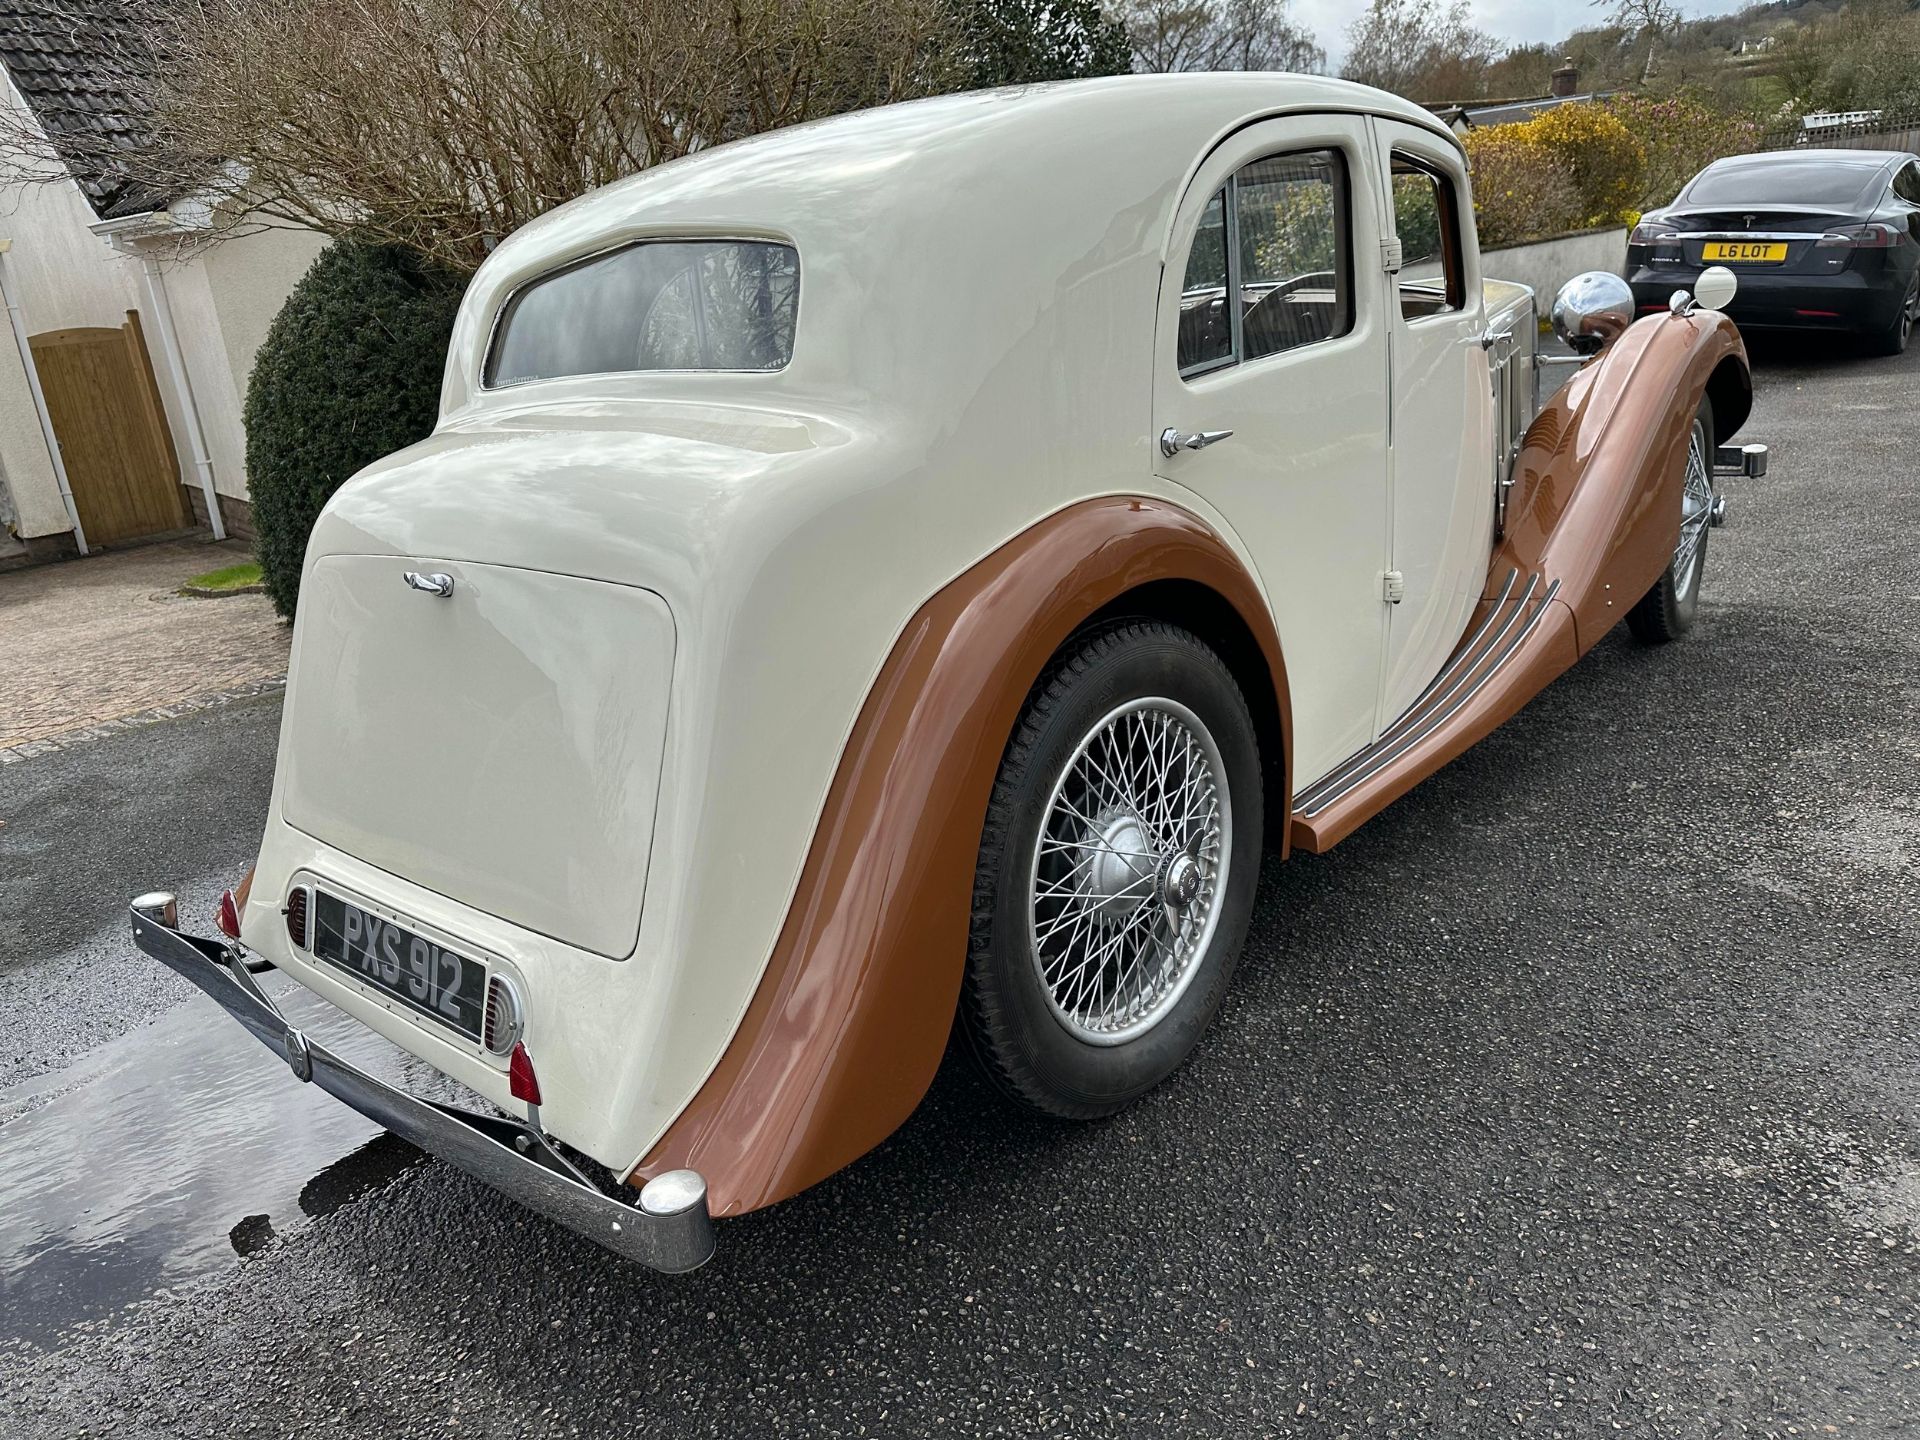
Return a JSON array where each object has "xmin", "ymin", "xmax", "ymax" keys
[{"xmin": 1703, "ymin": 241, "xmax": 1787, "ymax": 263}]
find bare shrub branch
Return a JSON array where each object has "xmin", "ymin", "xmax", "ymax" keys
[{"xmin": 0, "ymin": 0, "xmax": 964, "ymax": 272}]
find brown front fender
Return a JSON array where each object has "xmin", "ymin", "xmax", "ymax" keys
[
  {"xmin": 1504, "ymin": 308, "xmax": 1749, "ymax": 652},
  {"xmin": 633, "ymin": 497, "xmax": 1291, "ymax": 1216},
  {"xmin": 1288, "ymin": 307, "xmax": 1751, "ymax": 855}
]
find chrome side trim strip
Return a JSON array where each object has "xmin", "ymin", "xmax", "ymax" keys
[
  {"xmin": 1296, "ymin": 569, "xmax": 1526, "ymax": 812},
  {"xmin": 1296, "ymin": 577, "xmax": 1562, "ymax": 820},
  {"xmin": 127, "ymin": 900, "xmax": 716, "ymax": 1273}
]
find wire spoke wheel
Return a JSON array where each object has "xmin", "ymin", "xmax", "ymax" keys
[
  {"xmin": 1027, "ymin": 697, "xmax": 1230, "ymax": 1045},
  {"xmin": 1673, "ymin": 416, "xmax": 1714, "ymax": 603}
]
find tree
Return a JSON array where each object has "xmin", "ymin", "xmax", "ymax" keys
[
  {"xmin": 1128, "ymin": 0, "xmax": 1325, "ymax": 74},
  {"xmin": 0, "ymin": 0, "xmax": 966, "ymax": 275},
  {"xmin": 1341, "ymin": 0, "xmax": 1502, "ymax": 101},
  {"xmin": 1592, "ymin": 0, "xmax": 1682, "ymax": 82},
  {"xmin": 955, "ymin": 0, "xmax": 1134, "ymax": 85}
]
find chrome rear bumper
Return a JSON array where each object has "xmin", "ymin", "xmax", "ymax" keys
[{"xmin": 128, "ymin": 893, "xmax": 714, "ymax": 1273}]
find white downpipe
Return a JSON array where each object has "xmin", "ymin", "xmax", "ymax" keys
[
  {"xmin": 0, "ymin": 240, "xmax": 87, "ymax": 554},
  {"xmin": 137, "ymin": 252, "xmax": 225, "ymax": 541}
]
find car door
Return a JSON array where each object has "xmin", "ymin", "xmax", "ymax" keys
[
  {"xmin": 1370, "ymin": 117, "xmax": 1496, "ymax": 726},
  {"xmin": 1152, "ymin": 115, "xmax": 1391, "ymax": 789}
]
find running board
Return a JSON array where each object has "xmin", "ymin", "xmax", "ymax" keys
[{"xmin": 1289, "ymin": 569, "xmax": 1576, "ymax": 854}]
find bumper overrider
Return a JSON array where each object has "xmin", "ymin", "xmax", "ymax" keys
[{"xmin": 128, "ymin": 893, "xmax": 716, "ymax": 1273}]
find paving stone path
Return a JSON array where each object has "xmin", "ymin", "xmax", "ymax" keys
[{"xmin": 0, "ymin": 539, "xmax": 289, "ymax": 754}]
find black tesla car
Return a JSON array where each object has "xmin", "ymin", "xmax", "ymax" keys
[{"xmin": 1625, "ymin": 147, "xmax": 1920, "ymax": 355}]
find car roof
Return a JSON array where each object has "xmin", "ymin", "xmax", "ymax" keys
[
  {"xmin": 1703, "ymin": 148, "xmax": 1909, "ymax": 172},
  {"xmin": 476, "ymin": 74, "xmax": 1454, "ymax": 281},
  {"xmin": 446, "ymin": 74, "xmax": 1458, "ymax": 415}
]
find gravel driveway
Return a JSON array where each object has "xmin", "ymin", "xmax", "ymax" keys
[{"xmin": 0, "ymin": 336, "xmax": 1915, "ymax": 1438}]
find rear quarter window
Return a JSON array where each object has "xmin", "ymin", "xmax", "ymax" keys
[{"xmin": 486, "ymin": 240, "xmax": 799, "ymax": 387}]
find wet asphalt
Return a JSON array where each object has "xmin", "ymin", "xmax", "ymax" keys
[{"xmin": 1, "ymin": 335, "xmax": 1917, "ymax": 1437}]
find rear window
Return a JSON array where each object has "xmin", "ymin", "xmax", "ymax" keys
[
  {"xmin": 1685, "ymin": 160, "xmax": 1881, "ymax": 208},
  {"xmin": 485, "ymin": 239, "xmax": 798, "ymax": 387}
]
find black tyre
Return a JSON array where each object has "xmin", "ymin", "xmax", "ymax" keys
[
  {"xmin": 960, "ymin": 620, "xmax": 1263, "ymax": 1118},
  {"xmin": 1863, "ymin": 270, "xmax": 1919, "ymax": 357},
  {"xmin": 1627, "ymin": 396, "xmax": 1716, "ymax": 645}
]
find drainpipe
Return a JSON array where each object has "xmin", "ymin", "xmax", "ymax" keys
[
  {"xmin": 136, "ymin": 253, "xmax": 225, "ymax": 541},
  {"xmin": 0, "ymin": 239, "xmax": 87, "ymax": 554}
]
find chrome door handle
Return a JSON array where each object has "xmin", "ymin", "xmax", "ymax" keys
[
  {"xmin": 1159, "ymin": 427, "xmax": 1234, "ymax": 458},
  {"xmin": 403, "ymin": 571, "xmax": 455, "ymax": 597}
]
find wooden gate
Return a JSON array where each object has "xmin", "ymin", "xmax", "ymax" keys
[{"xmin": 29, "ymin": 311, "xmax": 185, "ymax": 546}]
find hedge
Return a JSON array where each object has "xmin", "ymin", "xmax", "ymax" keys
[{"xmin": 246, "ymin": 241, "xmax": 465, "ymax": 619}]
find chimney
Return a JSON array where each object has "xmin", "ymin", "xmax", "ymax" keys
[{"xmin": 1550, "ymin": 58, "xmax": 1579, "ymax": 98}]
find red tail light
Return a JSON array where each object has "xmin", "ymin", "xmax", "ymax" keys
[
  {"xmin": 509, "ymin": 1041, "xmax": 542, "ymax": 1106},
  {"xmin": 1817, "ymin": 223, "xmax": 1905, "ymax": 249},
  {"xmin": 215, "ymin": 888, "xmax": 242, "ymax": 940},
  {"xmin": 284, "ymin": 886, "xmax": 309, "ymax": 948}
]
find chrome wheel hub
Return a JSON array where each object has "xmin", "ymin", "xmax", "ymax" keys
[
  {"xmin": 1028, "ymin": 697, "xmax": 1230, "ymax": 1046},
  {"xmin": 1084, "ymin": 811, "xmax": 1155, "ymax": 923}
]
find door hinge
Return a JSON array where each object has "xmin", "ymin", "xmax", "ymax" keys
[
  {"xmin": 1382, "ymin": 570, "xmax": 1406, "ymax": 604},
  {"xmin": 1379, "ymin": 237, "xmax": 1403, "ymax": 274}
]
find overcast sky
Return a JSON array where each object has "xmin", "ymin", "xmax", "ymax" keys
[{"xmin": 1296, "ymin": 0, "xmax": 1750, "ymax": 67}]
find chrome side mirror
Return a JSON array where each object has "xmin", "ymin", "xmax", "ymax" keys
[
  {"xmin": 1693, "ymin": 264, "xmax": 1739, "ymax": 311},
  {"xmin": 1550, "ymin": 271, "xmax": 1635, "ymax": 355}
]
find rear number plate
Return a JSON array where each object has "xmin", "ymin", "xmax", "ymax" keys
[
  {"xmin": 1703, "ymin": 241, "xmax": 1786, "ymax": 263},
  {"xmin": 312, "ymin": 892, "xmax": 486, "ymax": 1041}
]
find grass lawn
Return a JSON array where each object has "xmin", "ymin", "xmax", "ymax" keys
[{"xmin": 182, "ymin": 561, "xmax": 263, "ymax": 594}]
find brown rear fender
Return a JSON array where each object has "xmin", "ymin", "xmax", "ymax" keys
[{"xmin": 633, "ymin": 497, "xmax": 1291, "ymax": 1216}]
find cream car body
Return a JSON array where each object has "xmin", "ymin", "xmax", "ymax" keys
[{"xmin": 132, "ymin": 73, "xmax": 1761, "ymax": 1271}]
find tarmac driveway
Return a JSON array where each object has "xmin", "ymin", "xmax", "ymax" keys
[{"xmin": 0, "ymin": 335, "xmax": 1916, "ymax": 1437}]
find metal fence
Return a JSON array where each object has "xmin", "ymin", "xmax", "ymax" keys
[{"xmin": 1758, "ymin": 107, "xmax": 1920, "ymax": 154}]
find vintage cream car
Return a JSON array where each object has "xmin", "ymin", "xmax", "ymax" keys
[{"xmin": 132, "ymin": 74, "xmax": 1767, "ymax": 1273}]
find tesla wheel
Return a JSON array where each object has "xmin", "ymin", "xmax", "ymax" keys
[
  {"xmin": 1628, "ymin": 397, "xmax": 1716, "ymax": 645},
  {"xmin": 960, "ymin": 620, "xmax": 1263, "ymax": 1119},
  {"xmin": 1865, "ymin": 271, "xmax": 1919, "ymax": 357}
]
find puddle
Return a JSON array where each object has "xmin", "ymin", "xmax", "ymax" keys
[{"xmin": 0, "ymin": 979, "xmax": 451, "ymax": 1348}]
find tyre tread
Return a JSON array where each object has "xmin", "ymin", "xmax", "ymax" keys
[{"xmin": 959, "ymin": 619, "xmax": 1250, "ymax": 1119}]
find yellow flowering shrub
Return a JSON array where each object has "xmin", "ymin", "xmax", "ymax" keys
[
  {"xmin": 1461, "ymin": 126, "xmax": 1586, "ymax": 249},
  {"xmin": 1523, "ymin": 104, "xmax": 1647, "ymax": 227},
  {"xmin": 1465, "ymin": 101, "xmax": 1653, "ymax": 248}
]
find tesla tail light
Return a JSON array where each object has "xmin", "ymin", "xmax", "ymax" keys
[
  {"xmin": 1818, "ymin": 223, "xmax": 1905, "ymax": 249},
  {"xmin": 1628, "ymin": 222, "xmax": 1678, "ymax": 246},
  {"xmin": 215, "ymin": 888, "xmax": 242, "ymax": 940},
  {"xmin": 508, "ymin": 1041, "xmax": 542, "ymax": 1106},
  {"xmin": 284, "ymin": 886, "xmax": 309, "ymax": 948}
]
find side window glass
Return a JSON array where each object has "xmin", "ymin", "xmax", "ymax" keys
[
  {"xmin": 1237, "ymin": 150, "xmax": 1352, "ymax": 361},
  {"xmin": 1177, "ymin": 187, "xmax": 1233, "ymax": 375},
  {"xmin": 1390, "ymin": 154, "xmax": 1464, "ymax": 319},
  {"xmin": 1176, "ymin": 148, "xmax": 1352, "ymax": 378},
  {"xmin": 1896, "ymin": 163, "xmax": 1920, "ymax": 204}
]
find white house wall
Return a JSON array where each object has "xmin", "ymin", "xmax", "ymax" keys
[
  {"xmin": 144, "ymin": 223, "xmax": 325, "ymax": 508},
  {"xmin": 0, "ymin": 74, "xmax": 149, "ymax": 538},
  {"xmin": 156, "ymin": 252, "xmax": 248, "ymax": 503},
  {"xmin": 0, "ymin": 70, "xmax": 322, "ymax": 539},
  {"xmin": 0, "ymin": 320, "xmax": 65, "ymax": 537},
  {"xmin": 201, "ymin": 224, "xmax": 326, "ymax": 468}
]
